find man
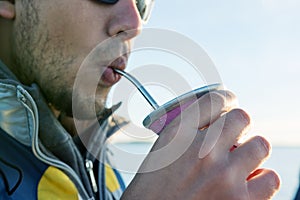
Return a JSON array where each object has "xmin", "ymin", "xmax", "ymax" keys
[{"xmin": 0, "ymin": 0, "xmax": 280, "ymax": 199}]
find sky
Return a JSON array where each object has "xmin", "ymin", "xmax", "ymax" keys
[{"xmin": 111, "ymin": 0, "xmax": 300, "ymax": 146}]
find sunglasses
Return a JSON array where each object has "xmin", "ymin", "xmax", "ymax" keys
[{"xmin": 96, "ymin": 0, "xmax": 154, "ymax": 23}]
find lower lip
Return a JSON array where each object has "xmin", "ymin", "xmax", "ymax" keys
[{"xmin": 100, "ymin": 67, "xmax": 121, "ymax": 86}]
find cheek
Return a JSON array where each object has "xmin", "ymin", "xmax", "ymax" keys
[{"xmin": 41, "ymin": 2, "xmax": 106, "ymax": 57}]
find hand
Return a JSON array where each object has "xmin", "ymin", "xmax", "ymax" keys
[{"xmin": 122, "ymin": 91, "xmax": 280, "ymax": 200}]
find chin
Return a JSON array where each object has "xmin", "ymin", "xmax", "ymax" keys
[{"xmin": 70, "ymin": 96, "xmax": 106, "ymax": 120}]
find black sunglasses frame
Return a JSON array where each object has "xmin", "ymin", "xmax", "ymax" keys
[{"xmin": 95, "ymin": 0, "xmax": 154, "ymax": 23}]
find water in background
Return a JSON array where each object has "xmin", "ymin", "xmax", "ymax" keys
[{"xmin": 112, "ymin": 143, "xmax": 300, "ymax": 200}]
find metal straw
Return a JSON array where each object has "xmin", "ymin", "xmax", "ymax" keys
[{"xmin": 113, "ymin": 68, "xmax": 159, "ymax": 110}]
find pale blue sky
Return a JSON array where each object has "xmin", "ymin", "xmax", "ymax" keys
[
  {"xmin": 144, "ymin": 0, "xmax": 300, "ymax": 146},
  {"xmin": 112, "ymin": 1, "xmax": 300, "ymax": 146}
]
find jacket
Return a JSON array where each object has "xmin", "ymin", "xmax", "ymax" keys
[{"xmin": 0, "ymin": 60, "xmax": 126, "ymax": 200}]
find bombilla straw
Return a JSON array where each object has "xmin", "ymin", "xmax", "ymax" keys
[{"xmin": 113, "ymin": 68, "xmax": 159, "ymax": 110}]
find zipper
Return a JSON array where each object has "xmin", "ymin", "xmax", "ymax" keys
[
  {"xmin": 16, "ymin": 85, "xmax": 94, "ymax": 200},
  {"xmin": 85, "ymin": 159, "xmax": 98, "ymax": 193}
]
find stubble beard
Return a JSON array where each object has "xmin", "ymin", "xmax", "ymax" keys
[{"xmin": 12, "ymin": 1, "xmax": 108, "ymax": 119}]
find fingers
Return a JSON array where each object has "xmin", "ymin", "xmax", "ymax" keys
[
  {"xmin": 247, "ymin": 169, "xmax": 281, "ymax": 199},
  {"xmin": 0, "ymin": 1, "xmax": 15, "ymax": 19},
  {"xmin": 200, "ymin": 108, "xmax": 251, "ymax": 158},
  {"xmin": 229, "ymin": 136, "xmax": 270, "ymax": 179},
  {"xmin": 179, "ymin": 90, "xmax": 238, "ymax": 130},
  {"xmin": 170, "ymin": 90, "xmax": 239, "ymax": 158},
  {"xmin": 158, "ymin": 90, "xmax": 238, "ymax": 157}
]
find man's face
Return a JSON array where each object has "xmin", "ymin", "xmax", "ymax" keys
[{"xmin": 12, "ymin": 0, "xmax": 142, "ymax": 119}]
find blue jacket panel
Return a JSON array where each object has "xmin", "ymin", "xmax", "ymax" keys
[{"xmin": 0, "ymin": 128, "xmax": 48, "ymax": 199}]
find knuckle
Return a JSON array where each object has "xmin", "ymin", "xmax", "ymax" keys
[
  {"xmin": 249, "ymin": 136, "xmax": 271, "ymax": 160},
  {"xmin": 208, "ymin": 91, "xmax": 227, "ymax": 108},
  {"xmin": 267, "ymin": 170, "xmax": 281, "ymax": 190},
  {"xmin": 252, "ymin": 136, "xmax": 271, "ymax": 158},
  {"xmin": 215, "ymin": 90, "xmax": 236, "ymax": 101},
  {"xmin": 210, "ymin": 90, "xmax": 237, "ymax": 108},
  {"xmin": 229, "ymin": 108, "xmax": 251, "ymax": 127}
]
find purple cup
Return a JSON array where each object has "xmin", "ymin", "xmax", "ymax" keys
[{"xmin": 143, "ymin": 84, "xmax": 222, "ymax": 134}]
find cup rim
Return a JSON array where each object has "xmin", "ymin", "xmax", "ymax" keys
[{"xmin": 142, "ymin": 83, "xmax": 223, "ymax": 129}]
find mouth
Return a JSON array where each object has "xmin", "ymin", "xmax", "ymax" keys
[{"xmin": 100, "ymin": 56, "xmax": 127, "ymax": 86}]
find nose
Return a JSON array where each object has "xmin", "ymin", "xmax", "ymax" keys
[{"xmin": 107, "ymin": 0, "xmax": 142, "ymax": 40}]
